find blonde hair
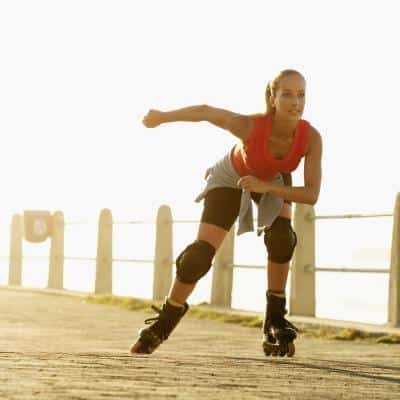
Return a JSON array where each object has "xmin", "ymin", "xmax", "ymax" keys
[{"xmin": 265, "ymin": 69, "xmax": 305, "ymax": 115}]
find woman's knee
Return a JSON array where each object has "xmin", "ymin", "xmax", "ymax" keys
[
  {"xmin": 175, "ymin": 239, "xmax": 216, "ymax": 284},
  {"xmin": 180, "ymin": 186, "xmax": 239, "ymax": 284},
  {"xmin": 175, "ymin": 222, "xmax": 229, "ymax": 284},
  {"xmin": 264, "ymin": 216, "xmax": 297, "ymax": 264}
]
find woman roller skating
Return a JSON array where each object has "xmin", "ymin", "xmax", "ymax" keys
[{"xmin": 131, "ymin": 69, "xmax": 323, "ymax": 357}]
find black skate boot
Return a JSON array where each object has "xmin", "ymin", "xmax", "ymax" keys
[
  {"xmin": 130, "ymin": 298, "xmax": 188, "ymax": 354},
  {"xmin": 262, "ymin": 291, "xmax": 298, "ymax": 357}
]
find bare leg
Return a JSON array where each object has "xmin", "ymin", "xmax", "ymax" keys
[
  {"xmin": 130, "ymin": 187, "xmax": 238, "ymax": 354},
  {"xmin": 168, "ymin": 222, "xmax": 229, "ymax": 305},
  {"xmin": 267, "ymin": 203, "xmax": 292, "ymax": 293},
  {"xmin": 262, "ymin": 204, "xmax": 297, "ymax": 357},
  {"xmin": 168, "ymin": 279, "xmax": 196, "ymax": 304},
  {"xmin": 267, "ymin": 261, "xmax": 289, "ymax": 293}
]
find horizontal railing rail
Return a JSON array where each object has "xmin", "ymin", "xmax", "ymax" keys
[
  {"xmin": 4, "ymin": 192, "xmax": 400, "ymax": 326},
  {"xmin": 309, "ymin": 213, "xmax": 393, "ymax": 220}
]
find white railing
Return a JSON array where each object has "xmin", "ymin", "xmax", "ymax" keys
[{"xmin": 5, "ymin": 193, "xmax": 400, "ymax": 327}]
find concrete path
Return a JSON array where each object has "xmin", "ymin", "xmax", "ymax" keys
[{"xmin": 1, "ymin": 288, "xmax": 399, "ymax": 399}]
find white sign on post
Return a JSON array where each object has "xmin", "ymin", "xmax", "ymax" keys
[{"xmin": 23, "ymin": 210, "xmax": 52, "ymax": 243}]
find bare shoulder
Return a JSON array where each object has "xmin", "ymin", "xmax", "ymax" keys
[
  {"xmin": 227, "ymin": 114, "xmax": 254, "ymax": 142},
  {"xmin": 305, "ymin": 125, "xmax": 322, "ymax": 155}
]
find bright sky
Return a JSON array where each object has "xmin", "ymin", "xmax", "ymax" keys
[
  {"xmin": 1, "ymin": 0, "xmax": 399, "ymax": 222},
  {"xmin": 0, "ymin": 1, "xmax": 398, "ymax": 324}
]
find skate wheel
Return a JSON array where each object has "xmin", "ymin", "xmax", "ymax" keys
[
  {"xmin": 278, "ymin": 342, "xmax": 288, "ymax": 357},
  {"xmin": 287, "ymin": 342, "xmax": 295, "ymax": 357},
  {"xmin": 129, "ymin": 341, "xmax": 145, "ymax": 354},
  {"xmin": 263, "ymin": 343, "xmax": 272, "ymax": 356}
]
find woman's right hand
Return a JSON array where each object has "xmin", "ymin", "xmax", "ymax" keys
[{"xmin": 142, "ymin": 109, "xmax": 164, "ymax": 128}]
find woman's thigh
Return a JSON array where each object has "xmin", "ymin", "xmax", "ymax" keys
[
  {"xmin": 197, "ymin": 187, "xmax": 242, "ymax": 250},
  {"xmin": 279, "ymin": 203, "xmax": 292, "ymax": 219},
  {"xmin": 251, "ymin": 190, "xmax": 292, "ymax": 219}
]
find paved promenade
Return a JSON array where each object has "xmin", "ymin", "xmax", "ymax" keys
[{"xmin": 1, "ymin": 288, "xmax": 399, "ymax": 399}]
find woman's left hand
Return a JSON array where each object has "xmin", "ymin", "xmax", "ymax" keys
[{"xmin": 237, "ymin": 175, "xmax": 269, "ymax": 193}]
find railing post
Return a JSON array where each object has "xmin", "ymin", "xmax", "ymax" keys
[
  {"xmin": 95, "ymin": 209, "xmax": 113, "ymax": 294},
  {"xmin": 211, "ymin": 225, "xmax": 235, "ymax": 307},
  {"xmin": 8, "ymin": 214, "xmax": 23, "ymax": 286},
  {"xmin": 388, "ymin": 193, "xmax": 400, "ymax": 327},
  {"xmin": 290, "ymin": 204, "xmax": 316, "ymax": 316},
  {"xmin": 153, "ymin": 205, "xmax": 173, "ymax": 301},
  {"xmin": 48, "ymin": 211, "xmax": 64, "ymax": 290}
]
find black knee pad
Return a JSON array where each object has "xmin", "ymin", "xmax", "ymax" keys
[
  {"xmin": 175, "ymin": 240, "xmax": 216, "ymax": 284},
  {"xmin": 264, "ymin": 217, "xmax": 297, "ymax": 263}
]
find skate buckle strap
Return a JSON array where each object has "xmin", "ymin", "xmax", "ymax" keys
[
  {"xmin": 268, "ymin": 312, "xmax": 299, "ymax": 333},
  {"xmin": 281, "ymin": 308, "xmax": 299, "ymax": 333},
  {"xmin": 144, "ymin": 305, "xmax": 163, "ymax": 325},
  {"xmin": 285, "ymin": 318, "xmax": 299, "ymax": 332}
]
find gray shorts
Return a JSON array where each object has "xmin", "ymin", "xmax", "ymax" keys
[{"xmin": 195, "ymin": 148, "xmax": 284, "ymax": 236}]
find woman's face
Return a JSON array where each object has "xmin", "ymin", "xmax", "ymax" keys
[{"xmin": 271, "ymin": 74, "xmax": 306, "ymax": 121}]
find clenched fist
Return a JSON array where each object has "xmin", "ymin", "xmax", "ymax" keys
[{"xmin": 142, "ymin": 109, "xmax": 164, "ymax": 128}]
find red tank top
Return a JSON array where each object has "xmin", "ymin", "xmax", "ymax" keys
[{"xmin": 231, "ymin": 114, "xmax": 310, "ymax": 181}]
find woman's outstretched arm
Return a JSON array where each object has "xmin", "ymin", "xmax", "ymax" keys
[{"xmin": 142, "ymin": 105, "xmax": 252, "ymax": 141}]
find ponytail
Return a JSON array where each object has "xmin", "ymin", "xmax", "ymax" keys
[{"xmin": 265, "ymin": 81, "xmax": 275, "ymax": 115}]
